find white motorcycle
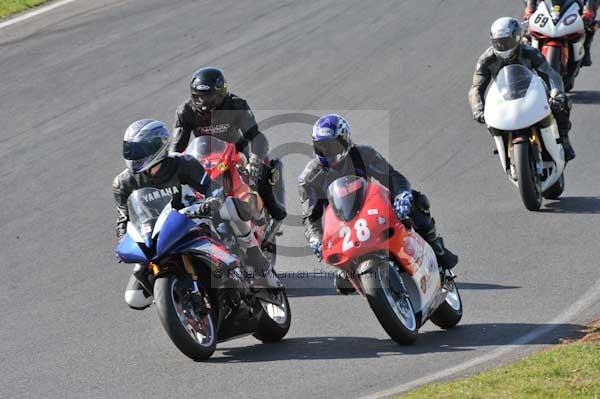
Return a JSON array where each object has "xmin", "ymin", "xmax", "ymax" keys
[
  {"xmin": 526, "ymin": 0, "xmax": 587, "ymax": 91},
  {"xmin": 484, "ymin": 64, "xmax": 566, "ymax": 211}
]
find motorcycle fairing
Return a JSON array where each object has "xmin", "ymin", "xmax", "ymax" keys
[
  {"xmin": 530, "ymin": 1, "xmax": 584, "ymax": 38},
  {"xmin": 116, "ymin": 233, "xmax": 149, "ymax": 264},
  {"xmin": 484, "ymin": 66, "xmax": 551, "ymax": 131},
  {"xmin": 155, "ymin": 210, "xmax": 198, "ymax": 259}
]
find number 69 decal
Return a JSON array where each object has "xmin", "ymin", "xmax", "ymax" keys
[{"xmin": 340, "ymin": 219, "xmax": 371, "ymax": 252}]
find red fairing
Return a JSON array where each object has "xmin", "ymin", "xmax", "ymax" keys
[{"xmin": 322, "ymin": 180, "xmax": 429, "ymax": 276}]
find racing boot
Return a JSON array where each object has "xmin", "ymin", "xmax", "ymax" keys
[
  {"xmin": 562, "ymin": 136, "xmax": 576, "ymax": 162},
  {"xmin": 245, "ymin": 246, "xmax": 279, "ymax": 289},
  {"xmin": 422, "ymin": 227, "xmax": 458, "ymax": 270},
  {"xmin": 582, "ymin": 28, "xmax": 594, "ymax": 67},
  {"xmin": 334, "ymin": 270, "xmax": 355, "ymax": 295},
  {"xmin": 125, "ymin": 264, "xmax": 153, "ymax": 310}
]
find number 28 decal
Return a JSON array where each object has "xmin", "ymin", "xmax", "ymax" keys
[{"xmin": 340, "ymin": 219, "xmax": 371, "ymax": 252}]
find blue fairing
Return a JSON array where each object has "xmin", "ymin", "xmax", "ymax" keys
[
  {"xmin": 155, "ymin": 210, "xmax": 198, "ymax": 259},
  {"xmin": 116, "ymin": 234, "xmax": 148, "ymax": 264}
]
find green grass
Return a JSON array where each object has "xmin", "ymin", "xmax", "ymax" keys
[
  {"xmin": 0, "ymin": 0, "xmax": 49, "ymax": 19},
  {"xmin": 401, "ymin": 339, "xmax": 600, "ymax": 399}
]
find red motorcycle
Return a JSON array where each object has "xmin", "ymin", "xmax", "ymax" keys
[
  {"xmin": 322, "ymin": 176, "xmax": 462, "ymax": 344},
  {"xmin": 186, "ymin": 136, "xmax": 278, "ymax": 262}
]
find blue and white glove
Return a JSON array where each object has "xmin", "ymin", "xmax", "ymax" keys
[
  {"xmin": 247, "ymin": 154, "xmax": 264, "ymax": 178},
  {"xmin": 309, "ymin": 238, "xmax": 323, "ymax": 261},
  {"xmin": 393, "ymin": 191, "xmax": 413, "ymax": 220}
]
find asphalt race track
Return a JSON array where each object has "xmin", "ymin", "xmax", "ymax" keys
[{"xmin": 1, "ymin": 1, "xmax": 600, "ymax": 398}]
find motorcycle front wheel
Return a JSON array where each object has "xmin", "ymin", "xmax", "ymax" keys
[
  {"xmin": 154, "ymin": 274, "xmax": 217, "ymax": 361},
  {"xmin": 361, "ymin": 259, "xmax": 418, "ymax": 344},
  {"xmin": 514, "ymin": 141, "xmax": 542, "ymax": 211}
]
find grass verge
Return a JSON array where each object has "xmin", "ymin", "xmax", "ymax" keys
[
  {"xmin": 401, "ymin": 320, "xmax": 600, "ymax": 399},
  {"xmin": 0, "ymin": 0, "xmax": 49, "ymax": 19}
]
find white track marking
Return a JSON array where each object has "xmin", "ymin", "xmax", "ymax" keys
[
  {"xmin": 0, "ymin": 0, "xmax": 80, "ymax": 30},
  {"xmin": 360, "ymin": 277, "xmax": 600, "ymax": 399}
]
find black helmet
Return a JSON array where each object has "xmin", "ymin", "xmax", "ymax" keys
[
  {"xmin": 122, "ymin": 119, "xmax": 171, "ymax": 174},
  {"xmin": 190, "ymin": 67, "xmax": 228, "ymax": 111},
  {"xmin": 490, "ymin": 17, "xmax": 522, "ymax": 60}
]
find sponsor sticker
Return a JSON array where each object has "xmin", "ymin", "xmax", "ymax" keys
[{"xmin": 367, "ymin": 209, "xmax": 378, "ymax": 215}]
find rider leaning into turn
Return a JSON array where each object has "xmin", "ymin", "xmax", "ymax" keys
[
  {"xmin": 469, "ymin": 17, "xmax": 576, "ymax": 161},
  {"xmin": 171, "ymin": 67, "xmax": 287, "ymax": 231},
  {"xmin": 524, "ymin": 0, "xmax": 598, "ymax": 67},
  {"xmin": 298, "ymin": 114, "xmax": 459, "ymax": 293},
  {"xmin": 113, "ymin": 119, "xmax": 272, "ymax": 310}
]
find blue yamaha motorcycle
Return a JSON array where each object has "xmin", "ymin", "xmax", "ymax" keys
[{"xmin": 116, "ymin": 187, "xmax": 291, "ymax": 360}]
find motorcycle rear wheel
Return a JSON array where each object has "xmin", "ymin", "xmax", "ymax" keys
[
  {"xmin": 361, "ymin": 259, "xmax": 418, "ymax": 345},
  {"xmin": 514, "ymin": 141, "xmax": 542, "ymax": 211},
  {"xmin": 253, "ymin": 288, "xmax": 291, "ymax": 342},
  {"xmin": 154, "ymin": 274, "xmax": 217, "ymax": 361},
  {"xmin": 542, "ymin": 174, "xmax": 565, "ymax": 200},
  {"xmin": 430, "ymin": 279, "xmax": 462, "ymax": 329}
]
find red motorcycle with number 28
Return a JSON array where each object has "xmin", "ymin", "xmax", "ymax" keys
[{"xmin": 322, "ymin": 176, "xmax": 463, "ymax": 344}]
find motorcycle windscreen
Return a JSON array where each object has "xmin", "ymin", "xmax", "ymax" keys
[
  {"xmin": 127, "ymin": 188, "xmax": 173, "ymax": 246},
  {"xmin": 327, "ymin": 176, "xmax": 367, "ymax": 222},
  {"xmin": 484, "ymin": 64, "xmax": 551, "ymax": 130},
  {"xmin": 187, "ymin": 136, "xmax": 228, "ymax": 167}
]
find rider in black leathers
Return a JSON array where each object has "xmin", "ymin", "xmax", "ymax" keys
[
  {"xmin": 469, "ymin": 17, "xmax": 576, "ymax": 161},
  {"xmin": 171, "ymin": 67, "xmax": 286, "ymax": 229},
  {"xmin": 299, "ymin": 114, "xmax": 458, "ymax": 295},
  {"xmin": 524, "ymin": 0, "xmax": 598, "ymax": 66},
  {"xmin": 114, "ymin": 119, "xmax": 272, "ymax": 309}
]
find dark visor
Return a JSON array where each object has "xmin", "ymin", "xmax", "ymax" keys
[
  {"xmin": 123, "ymin": 138, "xmax": 163, "ymax": 161},
  {"xmin": 492, "ymin": 36, "xmax": 518, "ymax": 52},
  {"xmin": 313, "ymin": 137, "xmax": 348, "ymax": 158}
]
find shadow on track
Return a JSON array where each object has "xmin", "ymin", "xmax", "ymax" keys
[
  {"xmin": 208, "ymin": 322, "xmax": 584, "ymax": 363},
  {"xmin": 541, "ymin": 196, "xmax": 600, "ymax": 214},
  {"xmin": 281, "ymin": 274, "xmax": 520, "ymax": 298},
  {"xmin": 568, "ymin": 90, "xmax": 600, "ymax": 104}
]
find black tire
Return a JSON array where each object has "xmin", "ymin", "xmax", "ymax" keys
[
  {"xmin": 262, "ymin": 237, "xmax": 277, "ymax": 269},
  {"xmin": 547, "ymin": 46, "xmax": 561, "ymax": 73},
  {"xmin": 253, "ymin": 288, "xmax": 291, "ymax": 342},
  {"xmin": 513, "ymin": 141, "xmax": 542, "ymax": 211},
  {"xmin": 542, "ymin": 174, "xmax": 565, "ymax": 200},
  {"xmin": 564, "ymin": 76, "xmax": 574, "ymax": 93},
  {"xmin": 360, "ymin": 259, "xmax": 418, "ymax": 345},
  {"xmin": 430, "ymin": 279, "xmax": 463, "ymax": 329},
  {"xmin": 154, "ymin": 274, "xmax": 217, "ymax": 361}
]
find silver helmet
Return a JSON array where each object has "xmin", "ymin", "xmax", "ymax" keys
[
  {"xmin": 490, "ymin": 17, "xmax": 522, "ymax": 60},
  {"xmin": 122, "ymin": 119, "xmax": 171, "ymax": 173}
]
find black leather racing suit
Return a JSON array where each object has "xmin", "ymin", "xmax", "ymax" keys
[
  {"xmin": 298, "ymin": 145, "xmax": 438, "ymax": 247},
  {"xmin": 468, "ymin": 45, "xmax": 572, "ymax": 138},
  {"xmin": 171, "ymin": 93, "xmax": 286, "ymax": 221},
  {"xmin": 112, "ymin": 155, "xmax": 213, "ymax": 239}
]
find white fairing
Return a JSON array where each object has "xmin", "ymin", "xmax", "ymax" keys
[
  {"xmin": 572, "ymin": 38, "xmax": 585, "ymax": 62},
  {"xmin": 485, "ymin": 74, "xmax": 551, "ymax": 130},
  {"xmin": 529, "ymin": 2, "xmax": 584, "ymax": 38},
  {"xmin": 494, "ymin": 136, "xmax": 508, "ymax": 172},
  {"xmin": 405, "ymin": 240, "xmax": 441, "ymax": 314},
  {"xmin": 539, "ymin": 121, "xmax": 565, "ymax": 190}
]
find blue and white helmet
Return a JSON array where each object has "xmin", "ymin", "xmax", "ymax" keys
[
  {"xmin": 122, "ymin": 119, "xmax": 171, "ymax": 173},
  {"xmin": 311, "ymin": 114, "xmax": 352, "ymax": 167}
]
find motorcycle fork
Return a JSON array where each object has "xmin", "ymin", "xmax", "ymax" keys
[{"xmin": 182, "ymin": 254, "xmax": 212, "ymax": 310}]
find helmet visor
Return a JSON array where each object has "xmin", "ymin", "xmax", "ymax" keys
[
  {"xmin": 123, "ymin": 138, "xmax": 164, "ymax": 161},
  {"xmin": 492, "ymin": 36, "xmax": 519, "ymax": 52},
  {"xmin": 191, "ymin": 91, "xmax": 223, "ymax": 110},
  {"xmin": 313, "ymin": 137, "xmax": 349, "ymax": 160}
]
